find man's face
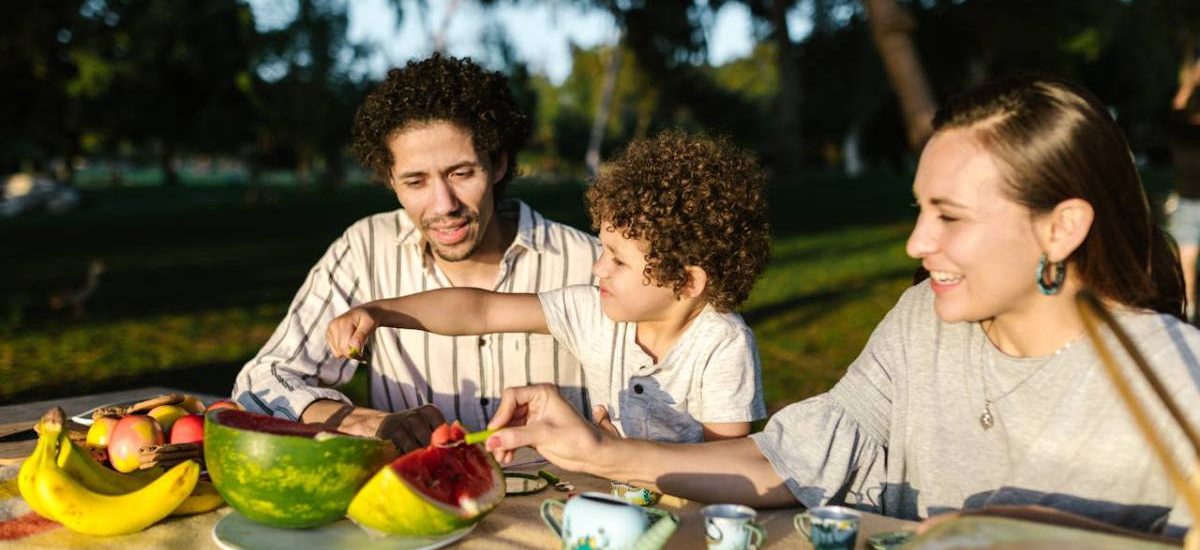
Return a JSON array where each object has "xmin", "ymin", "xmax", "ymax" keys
[{"xmin": 387, "ymin": 121, "xmax": 504, "ymax": 262}]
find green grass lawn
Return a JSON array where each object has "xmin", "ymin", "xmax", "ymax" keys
[{"xmin": 2, "ymin": 168, "xmax": 1170, "ymax": 410}]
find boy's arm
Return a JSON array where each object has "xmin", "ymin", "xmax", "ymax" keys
[
  {"xmin": 702, "ymin": 421, "xmax": 751, "ymax": 441},
  {"xmin": 327, "ymin": 288, "xmax": 548, "ymax": 358}
]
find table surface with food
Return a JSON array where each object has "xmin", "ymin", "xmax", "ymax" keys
[{"xmin": 3, "ymin": 387, "xmax": 1176, "ymax": 550}]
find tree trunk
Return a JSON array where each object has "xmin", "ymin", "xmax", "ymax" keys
[
  {"xmin": 586, "ymin": 35, "xmax": 623, "ymax": 177},
  {"xmin": 770, "ymin": 0, "xmax": 803, "ymax": 177},
  {"xmin": 160, "ymin": 138, "xmax": 179, "ymax": 187},
  {"xmin": 321, "ymin": 143, "xmax": 345, "ymax": 193},
  {"xmin": 862, "ymin": 0, "xmax": 936, "ymax": 151}
]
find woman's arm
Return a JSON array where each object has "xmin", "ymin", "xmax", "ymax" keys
[
  {"xmin": 486, "ymin": 384, "xmax": 799, "ymax": 508},
  {"xmin": 327, "ymin": 288, "xmax": 547, "ymax": 358}
]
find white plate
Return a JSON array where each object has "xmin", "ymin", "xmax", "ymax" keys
[
  {"xmin": 212, "ymin": 511, "xmax": 475, "ymax": 550},
  {"xmin": 70, "ymin": 399, "xmax": 145, "ymax": 426}
]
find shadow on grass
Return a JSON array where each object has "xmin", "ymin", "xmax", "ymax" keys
[
  {"xmin": 10, "ymin": 360, "xmax": 245, "ymax": 405},
  {"xmin": 767, "ymin": 227, "xmax": 910, "ymax": 268},
  {"xmin": 11, "ymin": 358, "xmax": 373, "ymax": 407},
  {"xmin": 743, "ymin": 265, "xmax": 917, "ymax": 327}
]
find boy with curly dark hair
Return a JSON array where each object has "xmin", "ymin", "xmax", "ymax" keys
[
  {"xmin": 234, "ymin": 55, "xmax": 601, "ymax": 450},
  {"xmin": 327, "ymin": 131, "xmax": 771, "ymax": 443}
]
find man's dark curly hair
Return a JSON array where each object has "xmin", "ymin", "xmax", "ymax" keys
[
  {"xmin": 587, "ymin": 130, "xmax": 771, "ymax": 312},
  {"xmin": 351, "ymin": 54, "xmax": 531, "ymax": 196}
]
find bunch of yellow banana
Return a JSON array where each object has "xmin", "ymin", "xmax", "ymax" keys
[{"xmin": 18, "ymin": 407, "xmax": 222, "ymax": 537}]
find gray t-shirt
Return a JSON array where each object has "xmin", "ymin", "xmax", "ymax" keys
[
  {"xmin": 540, "ymin": 285, "xmax": 766, "ymax": 442},
  {"xmin": 751, "ymin": 281, "xmax": 1200, "ymax": 535}
]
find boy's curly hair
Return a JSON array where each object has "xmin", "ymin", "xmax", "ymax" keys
[
  {"xmin": 351, "ymin": 54, "xmax": 531, "ymax": 196},
  {"xmin": 587, "ymin": 130, "xmax": 771, "ymax": 312}
]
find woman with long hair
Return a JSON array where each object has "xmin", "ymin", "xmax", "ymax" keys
[{"xmin": 484, "ymin": 75, "xmax": 1199, "ymax": 536}]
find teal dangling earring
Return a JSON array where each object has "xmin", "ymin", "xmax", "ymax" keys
[{"xmin": 1036, "ymin": 254, "xmax": 1066, "ymax": 295}]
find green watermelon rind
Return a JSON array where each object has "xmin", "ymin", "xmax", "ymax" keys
[
  {"xmin": 204, "ymin": 409, "xmax": 393, "ymax": 529},
  {"xmin": 346, "ymin": 446, "xmax": 505, "ymax": 536}
]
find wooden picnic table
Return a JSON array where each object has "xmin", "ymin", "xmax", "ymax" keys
[{"xmin": 0, "ymin": 387, "xmax": 916, "ymax": 549}]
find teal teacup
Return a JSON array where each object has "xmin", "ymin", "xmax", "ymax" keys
[
  {"xmin": 542, "ymin": 492, "xmax": 678, "ymax": 550},
  {"xmin": 702, "ymin": 504, "xmax": 766, "ymax": 550},
  {"xmin": 794, "ymin": 506, "xmax": 861, "ymax": 550}
]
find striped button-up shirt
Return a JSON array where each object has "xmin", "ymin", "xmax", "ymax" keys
[{"xmin": 232, "ymin": 199, "xmax": 601, "ymax": 430}]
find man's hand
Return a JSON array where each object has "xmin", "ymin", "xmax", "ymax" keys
[
  {"xmin": 484, "ymin": 384, "xmax": 606, "ymax": 474},
  {"xmin": 592, "ymin": 405, "xmax": 622, "ymax": 438},
  {"xmin": 302, "ymin": 399, "xmax": 446, "ymax": 453},
  {"xmin": 326, "ymin": 306, "xmax": 379, "ymax": 359},
  {"xmin": 375, "ymin": 404, "xmax": 446, "ymax": 453}
]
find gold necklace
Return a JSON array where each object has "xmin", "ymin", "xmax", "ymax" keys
[{"xmin": 979, "ymin": 334, "xmax": 1080, "ymax": 430}]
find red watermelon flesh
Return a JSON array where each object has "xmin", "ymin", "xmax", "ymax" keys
[
  {"xmin": 214, "ymin": 409, "xmax": 349, "ymax": 437},
  {"xmin": 397, "ymin": 422, "xmax": 494, "ymax": 508}
]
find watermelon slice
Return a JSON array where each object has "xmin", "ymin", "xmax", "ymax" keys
[{"xmin": 347, "ymin": 421, "xmax": 504, "ymax": 536}]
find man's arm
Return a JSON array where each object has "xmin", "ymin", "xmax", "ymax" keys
[
  {"xmin": 233, "ymin": 235, "xmax": 365, "ymax": 420},
  {"xmin": 327, "ymin": 288, "xmax": 548, "ymax": 359},
  {"xmin": 301, "ymin": 399, "xmax": 445, "ymax": 452}
]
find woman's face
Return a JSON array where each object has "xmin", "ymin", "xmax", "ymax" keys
[{"xmin": 906, "ymin": 129, "xmax": 1046, "ymax": 324}]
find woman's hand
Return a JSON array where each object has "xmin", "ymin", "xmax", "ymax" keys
[
  {"xmin": 326, "ymin": 305, "xmax": 379, "ymax": 359},
  {"xmin": 485, "ymin": 384, "xmax": 608, "ymax": 474}
]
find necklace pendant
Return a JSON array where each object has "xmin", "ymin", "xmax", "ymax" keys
[{"xmin": 980, "ymin": 404, "xmax": 995, "ymax": 429}]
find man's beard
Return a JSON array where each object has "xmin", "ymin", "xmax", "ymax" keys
[{"xmin": 423, "ymin": 213, "xmax": 481, "ymax": 262}]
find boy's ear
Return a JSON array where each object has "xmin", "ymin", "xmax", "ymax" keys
[{"xmin": 680, "ymin": 266, "xmax": 708, "ymax": 301}]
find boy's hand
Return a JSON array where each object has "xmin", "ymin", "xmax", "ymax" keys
[{"xmin": 326, "ymin": 306, "xmax": 378, "ymax": 359}]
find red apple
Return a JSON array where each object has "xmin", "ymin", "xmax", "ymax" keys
[
  {"xmin": 86, "ymin": 415, "xmax": 121, "ymax": 448},
  {"xmin": 108, "ymin": 415, "xmax": 164, "ymax": 473},
  {"xmin": 169, "ymin": 414, "xmax": 205, "ymax": 444}
]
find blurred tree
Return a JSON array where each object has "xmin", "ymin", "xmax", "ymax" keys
[
  {"xmin": 82, "ymin": 0, "xmax": 258, "ymax": 186},
  {"xmin": 861, "ymin": 0, "xmax": 934, "ymax": 150},
  {"xmin": 585, "ymin": 33, "xmax": 623, "ymax": 176},
  {"xmin": 255, "ymin": 0, "xmax": 367, "ymax": 191},
  {"xmin": 740, "ymin": 0, "xmax": 803, "ymax": 175},
  {"xmin": 0, "ymin": 2, "xmax": 88, "ymax": 178}
]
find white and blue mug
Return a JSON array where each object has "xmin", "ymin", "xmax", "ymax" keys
[
  {"xmin": 794, "ymin": 506, "xmax": 861, "ymax": 550},
  {"xmin": 702, "ymin": 504, "xmax": 766, "ymax": 550},
  {"xmin": 542, "ymin": 492, "xmax": 653, "ymax": 549}
]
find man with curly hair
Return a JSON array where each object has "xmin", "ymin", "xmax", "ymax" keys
[
  {"xmin": 326, "ymin": 130, "xmax": 771, "ymax": 443},
  {"xmin": 232, "ymin": 55, "xmax": 600, "ymax": 450}
]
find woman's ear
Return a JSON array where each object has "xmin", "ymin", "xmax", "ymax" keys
[
  {"xmin": 1037, "ymin": 198, "xmax": 1094, "ymax": 262},
  {"xmin": 490, "ymin": 153, "xmax": 509, "ymax": 186},
  {"xmin": 681, "ymin": 266, "xmax": 709, "ymax": 301}
]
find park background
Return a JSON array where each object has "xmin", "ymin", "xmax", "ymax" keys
[{"xmin": 2, "ymin": 0, "xmax": 1198, "ymax": 412}]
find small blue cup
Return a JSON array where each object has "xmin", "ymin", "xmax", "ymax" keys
[{"xmin": 794, "ymin": 506, "xmax": 861, "ymax": 550}]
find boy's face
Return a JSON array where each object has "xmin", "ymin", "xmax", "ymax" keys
[
  {"xmin": 592, "ymin": 225, "xmax": 679, "ymax": 322},
  {"xmin": 386, "ymin": 121, "xmax": 503, "ymax": 262}
]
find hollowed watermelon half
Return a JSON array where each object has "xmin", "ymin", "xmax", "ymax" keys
[
  {"xmin": 204, "ymin": 408, "xmax": 394, "ymax": 529},
  {"xmin": 347, "ymin": 422, "xmax": 504, "ymax": 536}
]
